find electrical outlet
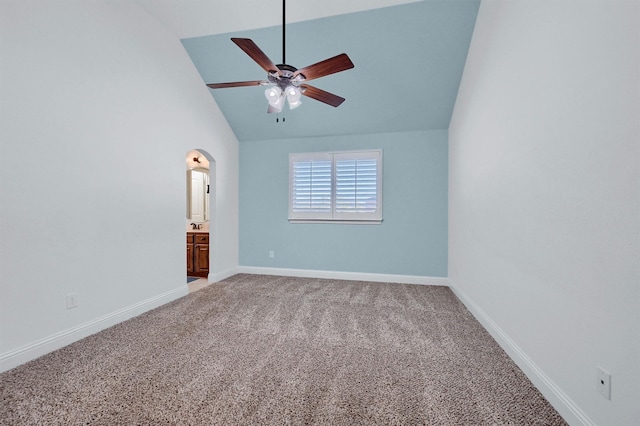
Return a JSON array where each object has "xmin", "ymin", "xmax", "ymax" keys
[
  {"xmin": 596, "ymin": 367, "xmax": 611, "ymax": 400},
  {"xmin": 269, "ymin": 250, "xmax": 275, "ymax": 259},
  {"xmin": 66, "ymin": 293, "xmax": 78, "ymax": 309}
]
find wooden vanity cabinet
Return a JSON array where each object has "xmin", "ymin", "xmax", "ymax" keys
[{"xmin": 187, "ymin": 232, "xmax": 209, "ymax": 278}]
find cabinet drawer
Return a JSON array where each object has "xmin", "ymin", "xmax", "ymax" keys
[
  {"xmin": 194, "ymin": 234, "xmax": 209, "ymax": 244},
  {"xmin": 186, "ymin": 234, "xmax": 194, "ymax": 243}
]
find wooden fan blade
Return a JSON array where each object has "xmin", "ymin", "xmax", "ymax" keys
[
  {"xmin": 231, "ymin": 38, "xmax": 281, "ymax": 75},
  {"xmin": 300, "ymin": 84, "xmax": 345, "ymax": 107},
  {"xmin": 206, "ymin": 80, "xmax": 266, "ymax": 89},
  {"xmin": 294, "ymin": 53, "xmax": 354, "ymax": 82}
]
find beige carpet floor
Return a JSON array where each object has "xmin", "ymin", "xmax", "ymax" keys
[{"xmin": 0, "ymin": 274, "xmax": 567, "ymax": 425}]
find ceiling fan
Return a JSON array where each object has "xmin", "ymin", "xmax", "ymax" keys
[{"xmin": 206, "ymin": 0, "xmax": 354, "ymax": 115}]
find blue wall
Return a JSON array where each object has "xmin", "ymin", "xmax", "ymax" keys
[{"xmin": 239, "ymin": 130, "xmax": 448, "ymax": 277}]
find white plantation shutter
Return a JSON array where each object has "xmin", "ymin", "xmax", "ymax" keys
[
  {"xmin": 334, "ymin": 151, "xmax": 380, "ymax": 219},
  {"xmin": 289, "ymin": 150, "xmax": 382, "ymax": 223},
  {"xmin": 289, "ymin": 153, "xmax": 333, "ymax": 220}
]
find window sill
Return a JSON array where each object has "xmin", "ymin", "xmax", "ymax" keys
[{"xmin": 288, "ymin": 219, "xmax": 383, "ymax": 225}]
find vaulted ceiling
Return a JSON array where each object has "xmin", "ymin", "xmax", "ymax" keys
[{"xmin": 138, "ymin": 0, "xmax": 480, "ymax": 142}]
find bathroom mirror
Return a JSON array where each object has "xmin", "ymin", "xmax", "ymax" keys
[{"xmin": 187, "ymin": 168, "xmax": 209, "ymax": 222}]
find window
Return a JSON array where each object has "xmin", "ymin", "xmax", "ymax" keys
[{"xmin": 289, "ymin": 150, "xmax": 382, "ymax": 223}]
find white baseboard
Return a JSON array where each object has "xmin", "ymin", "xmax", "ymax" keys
[
  {"xmin": 448, "ymin": 281, "xmax": 594, "ymax": 426},
  {"xmin": 237, "ymin": 266, "xmax": 448, "ymax": 286},
  {"xmin": 208, "ymin": 267, "xmax": 240, "ymax": 283},
  {"xmin": 0, "ymin": 285, "xmax": 188, "ymax": 373}
]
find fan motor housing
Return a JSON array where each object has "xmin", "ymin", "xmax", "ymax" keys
[{"xmin": 269, "ymin": 64, "xmax": 304, "ymax": 90}]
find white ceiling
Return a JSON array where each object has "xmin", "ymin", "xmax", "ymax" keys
[{"xmin": 136, "ymin": 0, "xmax": 422, "ymax": 38}]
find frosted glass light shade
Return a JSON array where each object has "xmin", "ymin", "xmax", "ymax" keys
[
  {"xmin": 286, "ymin": 86, "xmax": 302, "ymax": 109},
  {"xmin": 264, "ymin": 86, "xmax": 284, "ymax": 112}
]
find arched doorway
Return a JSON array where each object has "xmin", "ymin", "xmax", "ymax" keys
[{"xmin": 186, "ymin": 149, "xmax": 215, "ymax": 288}]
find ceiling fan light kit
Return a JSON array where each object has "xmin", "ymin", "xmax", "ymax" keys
[{"xmin": 206, "ymin": 0, "xmax": 354, "ymax": 117}]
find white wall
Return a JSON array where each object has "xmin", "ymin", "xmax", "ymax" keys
[
  {"xmin": 449, "ymin": 1, "xmax": 639, "ymax": 425},
  {"xmin": 0, "ymin": 0, "xmax": 239, "ymax": 371}
]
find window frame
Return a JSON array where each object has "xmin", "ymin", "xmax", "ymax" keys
[{"xmin": 288, "ymin": 149, "xmax": 383, "ymax": 224}]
